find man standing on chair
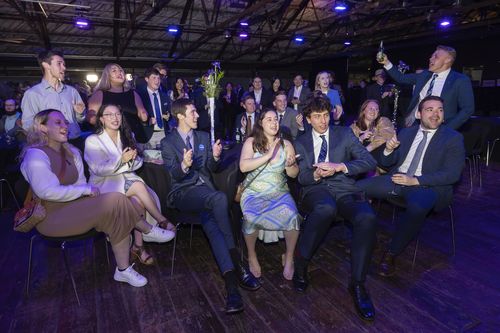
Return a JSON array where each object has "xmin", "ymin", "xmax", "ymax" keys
[
  {"xmin": 161, "ymin": 99, "xmax": 261, "ymax": 314},
  {"xmin": 378, "ymin": 45, "xmax": 474, "ymax": 130},
  {"xmin": 357, "ymin": 96, "xmax": 465, "ymax": 277},
  {"xmin": 293, "ymin": 94, "xmax": 378, "ymax": 321}
]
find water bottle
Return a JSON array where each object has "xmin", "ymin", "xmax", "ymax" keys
[
  {"xmin": 235, "ymin": 128, "xmax": 241, "ymax": 144},
  {"xmin": 376, "ymin": 41, "xmax": 385, "ymax": 63}
]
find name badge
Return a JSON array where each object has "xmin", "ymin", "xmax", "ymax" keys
[{"xmin": 199, "ymin": 144, "xmax": 205, "ymax": 151}]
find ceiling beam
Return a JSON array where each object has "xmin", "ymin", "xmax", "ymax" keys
[
  {"xmin": 118, "ymin": 0, "xmax": 149, "ymax": 57},
  {"xmin": 168, "ymin": 0, "xmax": 194, "ymax": 58},
  {"xmin": 5, "ymin": 0, "xmax": 51, "ymax": 49},
  {"xmin": 112, "ymin": 0, "xmax": 121, "ymax": 58},
  {"xmin": 172, "ymin": 0, "xmax": 276, "ymax": 62}
]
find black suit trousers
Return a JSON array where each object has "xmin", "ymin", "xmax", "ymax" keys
[
  {"xmin": 299, "ymin": 187, "xmax": 376, "ymax": 282},
  {"xmin": 357, "ymin": 175, "xmax": 438, "ymax": 255}
]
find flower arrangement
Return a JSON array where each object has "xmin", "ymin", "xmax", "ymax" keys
[{"xmin": 201, "ymin": 61, "xmax": 224, "ymax": 98}]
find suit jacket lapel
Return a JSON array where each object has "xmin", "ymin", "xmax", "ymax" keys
[
  {"xmin": 399, "ymin": 126, "xmax": 419, "ymax": 166},
  {"xmin": 440, "ymin": 70, "xmax": 455, "ymax": 100},
  {"xmin": 305, "ymin": 131, "xmax": 316, "ymax": 165},
  {"xmin": 328, "ymin": 127, "xmax": 339, "ymax": 162},
  {"xmin": 100, "ymin": 131, "xmax": 122, "ymax": 157},
  {"xmin": 422, "ymin": 126, "xmax": 443, "ymax": 171}
]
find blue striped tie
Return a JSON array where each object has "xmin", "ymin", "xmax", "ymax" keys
[
  {"xmin": 318, "ymin": 135, "xmax": 327, "ymax": 163},
  {"xmin": 425, "ymin": 74, "xmax": 438, "ymax": 97},
  {"xmin": 406, "ymin": 131, "xmax": 429, "ymax": 177}
]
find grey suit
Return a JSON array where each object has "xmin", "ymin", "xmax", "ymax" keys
[
  {"xmin": 277, "ymin": 107, "xmax": 303, "ymax": 141},
  {"xmin": 287, "ymin": 85, "xmax": 311, "ymax": 113}
]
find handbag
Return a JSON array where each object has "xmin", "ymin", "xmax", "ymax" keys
[
  {"xmin": 234, "ymin": 161, "xmax": 269, "ymax": 203},
  {"xmin": 234, "ymin": 141, "xmax": 282, "ymax": 202},
  {"xmin": 13, "ymin": 189, "xmax": 46, "ymax": 232},
  {"xmin": 13, "ymin": 147, "xmax": 68, "ymax": 233}
]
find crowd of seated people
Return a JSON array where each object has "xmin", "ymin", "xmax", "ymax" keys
[{"xmin": 3, "ymin": 46, "xmax": 472, "ymax": 321}]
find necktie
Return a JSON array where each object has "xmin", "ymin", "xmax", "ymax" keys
[
  {"xmin": 246, "ymin": 115, "xmax": 252, "ymax": 136},
  {"xmin": 318, "ymin": 135, "xmax": 328, "ymax": 163},
  {"xmin": 279, "ymin": 114, "xmax": 284, "ymax": 125},
  {"xmin": 152, "ymin": 92, "xmax": 163, "ymax": 129},
  {"xmin": 185, "ymin": 135, "xmax": 193, "ymax": 150},
  {"xmin": 425, "ymin": 74, "xmax": 438, "ymax": 97},
  {"xmin": 406, "ymin": 131, "xmax": 429, "ymax": 177}
]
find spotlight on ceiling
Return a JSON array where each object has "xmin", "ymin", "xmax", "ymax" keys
[
  {"xmin": 74, "ymin": 17, "xmax": 90, "ymax": 29},
  {"xmin": 294, "ymin": 35, "xmax": 305, "ymax": 44},
  {"xmin": 240, "ymin": 21, "xmax": 249, "ymax": 27},
  {"xmin": 224, "ymin": 30, "xmax": 232, "ymax": 39},
  {"xmin": 167, "ymin": 25, "xmax": 181, "ymax": 35},
  {"xmin": 344, "ymin": 40, "xmax": 352, "ymax": 46},
  {"xmin": 86, "ymin": 73, "xmax": 98, "ymax": 83},
  {"xmin": 239, "ymin": 32, "xmax": 249, "ymax": 39},
  {"xmin": 439, "ymin": 19, "xmax": 451, "ymax": 27},
  {"xmin": 334, "ymin": 2, "xmax": 347, "ymax": 11}
]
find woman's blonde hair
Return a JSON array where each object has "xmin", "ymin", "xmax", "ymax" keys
[
  {"xmin": 94, "ymin": 63, "xmax": 130, "ymax": 92},
  {"xmin": 20, "ymin": 109, "xmax": 75, "ymax": 160},
  {"xmin": 315, "ymin": 71, "xmax": 329, "ymax": 91}
]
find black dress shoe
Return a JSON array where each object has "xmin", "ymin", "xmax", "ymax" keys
[
  {"xmin": 237, "ymin": 263, "xmax": 261, "ymax": 291},
  {"xmin": 292, "ymin": 266, "xmax": 309, "ymax": 292},
  {"xmin": 378, "ymin": 251, "xmax": 396, "ymax": 277},
  {"xmin": 349, "ymin": 283, "xmax": 375, "ymax": 321},
  {"xmin": 226, "ymin": 289, "xmax": 244, "ymax": 314}
]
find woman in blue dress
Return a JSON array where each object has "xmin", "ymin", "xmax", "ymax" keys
[
  {"xmin": 239, "ymin": 109, "xmax": 301, "ymax": 280},
  {"xmin": 315, "ymin": 71, "xmax": 344, "ymax": 123}
]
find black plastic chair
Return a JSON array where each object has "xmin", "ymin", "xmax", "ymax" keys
[{"xmin": 26, "ymin": 229, "xmax": 110, "ymax": 306}]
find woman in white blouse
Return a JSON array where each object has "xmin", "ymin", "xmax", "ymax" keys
[
  {"xmin": 20, "ymin": 109, "xmax": 173, "ymax": 287},
  {"xmin": 85, "ymin": 104, "xmax": 175, "ymax": 265}
]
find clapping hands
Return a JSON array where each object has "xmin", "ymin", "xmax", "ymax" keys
[{"xmin": 121, "ymin": 147, "xmax": 137, "ymax": 163}]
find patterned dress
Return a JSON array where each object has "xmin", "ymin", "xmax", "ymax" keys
[{"xmin": 241, "ymin": 147, "xmax": 301, "ymax": 243}]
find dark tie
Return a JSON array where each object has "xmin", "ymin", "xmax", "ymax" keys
[
  {"xmin": 318, "ymin": 134, "xmax": 328, "ymax": 163},
  {"xmin": 406, "ymin": 131, "xmax": 429, "ymax": 177},
  {"xmin": 279, "ymin": 114, "xmax": 284, "ymax": 125},
  {"xmin": 185, "ymin": 135, "xmax": 192, "ymax": 150},
  {"xmin": 152, "ymin": 92, "xmax": 163, "ymax": 129},
  {"xmin": 246, "ymin": 115, "xmax": 252, "ymax": 136},
  {"xmin": 425, "ymin": 74, "xmax": 438, "ymax": 97}
]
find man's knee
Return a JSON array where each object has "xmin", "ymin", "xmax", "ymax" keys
[
  {"xmin": 207, "ymin": 191, "xmax": 227, "ymax": 209},
  {"xmin": 311, "ymin": 202, "xmax": 337, "ymax": 220}
]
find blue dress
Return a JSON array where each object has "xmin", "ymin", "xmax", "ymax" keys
[{"xmin": 240, "ymin": 147, "xmax": 301, "ymax": 243}]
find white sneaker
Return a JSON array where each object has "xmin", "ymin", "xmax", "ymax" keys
[
  {"xmin": 114, "ymin": 263, "xmax": 148, "ymax": 287},
  {"xmin": 142, "ymin": 225, "xmax": 175, "ymax": 243}
]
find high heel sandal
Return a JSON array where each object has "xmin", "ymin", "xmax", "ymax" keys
[{"xmin": 130, "ymin": 244, "xmax": 154, "ymax": 266}]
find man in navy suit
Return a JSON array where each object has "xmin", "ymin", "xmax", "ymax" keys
[
  {"xmin": 379, "ymin": 45, "xmax": 474, "ymax": 130},
  {"xmin": 161, "ymin": 99, "xmax": 260, "ymax": 314},
  {"xmin": 234, "ymin": 94, "xmax": 260, "ymax": 141},
  {"xmin": 357, "ymin": 96, "xmax": 465, "ymax": 277},
  {"xmin": 293, "ymin": 94, "xmax": 378, "ymax": 321},
  {"xmin": 137, "ymin": 67, "xmax": 171, "ymax": 144}
]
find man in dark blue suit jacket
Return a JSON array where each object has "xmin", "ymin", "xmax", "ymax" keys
[
  {"xmin": 357, "ymin": 96, "xmax": 465, "ymax": 277},
  {"xmin": 380, "ymin": 45, "xmax": 474, "ymax": 130},
  {"xmin": 136, "ymin": 68, "xmax": 171, "ymax": 142},
  {"xmin": 294, "ymin": 94, "xmax": 378, "ymax": 321},
  {"xmin": 161, "ymin": 99, "xmax": 260, "ymax": 314}
]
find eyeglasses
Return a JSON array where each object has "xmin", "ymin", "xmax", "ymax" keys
[{"xmin": 102, "ymin": 113, "xmax": 122, "ymax": 119}]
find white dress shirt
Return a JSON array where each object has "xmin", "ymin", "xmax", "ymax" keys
[
  {"xmin": 397, "ymin": 127, "xmax": 438, "ymax": 177},
  {"xmin": 293, "ymin": 86, "xmax": 302, "ymax": 99},
  {"xmin": 147, "ymin": 87, "xmax": 163, "ymax": 132},
  {"xmin": 241, "ymin": 112, "xmax": 256, "ymax": 135},
  {"xmin": 312, "ymin": 128, "xmax": 330, "ymax": 163},
  {"xmin": 253, "ymin": 89, "xmax": 262, "ymax": 105}
]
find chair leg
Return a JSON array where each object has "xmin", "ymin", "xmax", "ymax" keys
[
  {"xmin": 411, "ymin": 239, "xmax": 419, "ymax": 272},
  {"xmin": 189, "ymin": 223, "xmax": 194, "ymax": 250},
  {"xmin": 170, "ymin": 231, "xmax": 178, "ymax": 277},
  {"xmin": 0, "ymin": 179, "xmax": 20, "ymax": 210},
  {"xmin": 61, "ymin": 242, "xmax": 81, "ymax": 306},
  {"xmin": 104, "ymin": 239, "xmax": 110, "ymax": 267},
  {"xmin": 449, "ymin": 205, "xmax": 456, "ymax": 256},
  {"xmin": 467, "ymin": 158, "xmax": 473, "ymax": 195},
  {"xmin": 26, "ymin": 234, "xmax": 39, "ymax": 297},
  {"xmin": 477, "ymin": 155, "xmax": 482, "ymax": 188}
]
